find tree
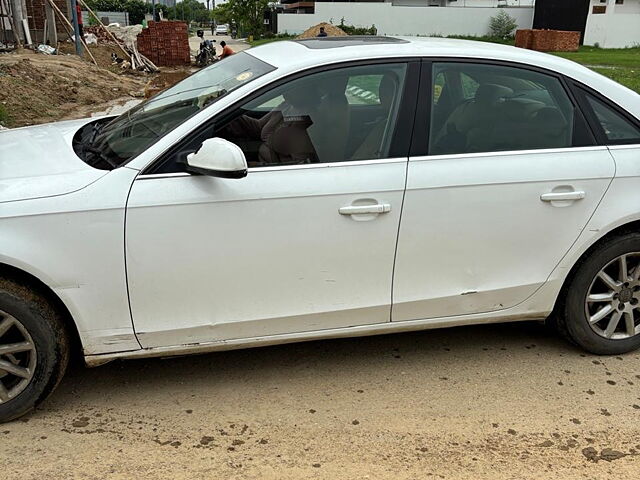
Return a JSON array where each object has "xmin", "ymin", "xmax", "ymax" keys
[
  {"xmin": 226, "ymin": 0, "xmax": 271, "ymax": 38},
  {"xmin": 167, "ymin": 0, "xmax": 210, "ymax": 24},
  {"xmin": 488, "ymin": 10, "xmax": 518, "ymax": 39},
  {"xmin": 211, "ymin": 2, "xmax": 233, "ymax": 26},
  {"xmin": 84, "ymin": 0, "xmax": 150, "ymax": 25}
]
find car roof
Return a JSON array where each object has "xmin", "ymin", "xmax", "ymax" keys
[{"xmin": 248, "ymin": 36, "xmax": 640, "ymax": 118}]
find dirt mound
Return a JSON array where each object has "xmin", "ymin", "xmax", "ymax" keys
[
  {"xmin": 0, "ymin": 52, "xmax": 146, "ymax": 127},
  {"xmin": 297, "ymin": 22, "xmax": 347, "ymax": 39}
]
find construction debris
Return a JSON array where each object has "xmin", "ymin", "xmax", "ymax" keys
[
  {"xmin": 0, "ymin": 53, "xmax": 146, "ymax": 127},
  {"xmin": 296, "ymin": 22, "xmax": 348, "ymax": 40}
]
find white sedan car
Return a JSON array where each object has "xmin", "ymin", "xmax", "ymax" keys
[
  {"xmin": 1, "ymin": 37, "xmax": 639, "ymax": 422},
  {"xmin": 215, "ymin": 24, "xmax": 229, "ymax": 36}
]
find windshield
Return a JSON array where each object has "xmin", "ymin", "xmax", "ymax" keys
[{"xmin": 74, "ymin": 52, "xmax": 275, "ymax": 170}]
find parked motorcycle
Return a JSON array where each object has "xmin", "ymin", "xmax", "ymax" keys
[{"xmin": 195, "ymin": 29, "xmax": 218, "ymax": 68}]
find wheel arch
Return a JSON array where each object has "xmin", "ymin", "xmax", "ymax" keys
[
  {"xmin": 553, "ymin": 218, "xmax": 640, "ymax": 312},
  {"xmin": 0, "ymin": 261, "xmax": 83, "ymax": 360}
]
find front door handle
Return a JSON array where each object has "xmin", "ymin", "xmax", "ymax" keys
[
  {"xmin": 540, "ymin": 191, "xmax": 586, "ymax": 202},
  {"xmin": 339, "ymin": 204, "xmax": 391, "ymax": 215}
]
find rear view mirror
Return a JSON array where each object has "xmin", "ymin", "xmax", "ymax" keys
[{"xmin": 186, "ymin": 138, "xmax": 248, "ymax": 179}]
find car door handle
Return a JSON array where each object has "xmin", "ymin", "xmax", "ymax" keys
[
  {"xmin": 339, "ymin": 204, "xmax": 391, "ymax": 215},
  {"xmin": 540, "ymin": 191, "xmax": 586, "ymax": 202}
]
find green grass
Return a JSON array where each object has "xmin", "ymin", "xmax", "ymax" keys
[
  {"xmin": 0, "ymin": 104, "xmax": 9, "ymax": 127},
  {"xmin": 551, "ymin": 45, "xmax": 640, "ymax": 68},
  {"xmin": 551, "ymin": 46, "xmax": 640, "ymax": 93},
  {"xmin": 248, "ymin": 35, "xmax": 296, "ymax": 47}
]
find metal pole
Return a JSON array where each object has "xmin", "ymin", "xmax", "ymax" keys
[
  {"xmin": 152, "ymin": 0, "xmax": 156, "ymax": 22},
  {"xmin": 69, "ymin": 0, "xmax": 82, "ymax": 56}
]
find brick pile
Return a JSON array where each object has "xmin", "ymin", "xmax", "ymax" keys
[
  {"xmin": 84, "ymin": 25, "xmax": 115, "ymax": 43},
  {"xmin": 515, "ymin": 29, "xmax": 580, "ymax": 52},
  {"xmin": 136, "ymin": 21, "xmax": 190, "ymax": 67}
]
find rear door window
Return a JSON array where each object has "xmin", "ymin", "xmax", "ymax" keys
[{"xmin": 428, "ymin": 62, "xmax": 593, "ymax": 155}]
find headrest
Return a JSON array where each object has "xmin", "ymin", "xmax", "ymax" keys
[
  {"xmin": 379, "ymin": 74, "xmax": 397, "ymax": 106},
  {"xmin": 474, "ymin": 83, "xmax": 514, "ymax": 105}
]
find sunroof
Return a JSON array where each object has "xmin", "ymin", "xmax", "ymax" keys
[{"xmin": 296, "ymin": 36, "xmax": 409, "ymax": 49}]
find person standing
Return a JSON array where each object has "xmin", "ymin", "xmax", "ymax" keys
[{"xmin": 76, "ymin": 2, "xmax": 84, "ymax": 39}]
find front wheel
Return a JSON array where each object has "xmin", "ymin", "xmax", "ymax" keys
[
  {"xmin": 558, "ymin": 233, "xmax": 640, "ymax": 354},
  {"xmin": 0, "ymin": 278, "xmax": 70, "ymax": 423}
]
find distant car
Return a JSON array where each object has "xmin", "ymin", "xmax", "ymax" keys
[
  {"xmin": 215, "ymin": 24, "xmax": 228, "ymax": 35},
  {"xmin": 1, "ymin": 37, "xmax": 640, "ymax": 423}
]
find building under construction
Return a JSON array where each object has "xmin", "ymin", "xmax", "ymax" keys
[{"xmin": 1, "ymin": 0, "xmax": 69, "ymax": 49}]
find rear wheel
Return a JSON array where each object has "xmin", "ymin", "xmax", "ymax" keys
[
  {"xmin": 0, "ymin": 278, "xmax": 70, "ymax": 423},
  {"xmin": 558, "ymin": 234, "xmax": 640, "ymax": 354}
]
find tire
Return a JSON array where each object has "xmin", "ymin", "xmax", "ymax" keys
[
  {"xmin": 0, "ymin": 278, "xmax": 70, "ymax": 423},
  {"xmin": 557, "ymin": 233, "xmax": 640, "ymax": 355}
]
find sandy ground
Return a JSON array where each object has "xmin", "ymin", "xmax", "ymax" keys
[
  {"xmin": 188, "ymin": 33, "xmax": 250, "ymax": 56},
  {"xmin": 1, "ymin": 321, "xmax": 639, "ymax": 479}
]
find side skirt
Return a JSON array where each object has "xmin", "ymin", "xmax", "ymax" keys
[{"xmin": 84, "ymin": 309, "xmax": 549, "ymax": 367}]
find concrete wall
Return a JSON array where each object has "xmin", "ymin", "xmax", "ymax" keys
[
  {"xmin": 278, "ymin": 3, "xmax": 534, "ymax": 36},
  {"xmin": 81, "ymin": 11, "xmax": 130, "ymax": 27},
  {"xmin": 584, "ymin": 0, "xmax": 640, "ymax": 48}
]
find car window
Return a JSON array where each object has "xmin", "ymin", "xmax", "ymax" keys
[
  {"xmin": 428, "ymin": 62, "xmax": 589, "ymax": 156},
  {"xmin": 345, "ymin": 74, "xmax": 385, "ymax": 105},
  {"xmin": 213, "ymin": 63, "xmax": 408, "ymax": 166},
  {"xmin": 74, "ymin": 52, "xmax": 275, "ymax": 170},
  {"xmin": 584, "ymin": 93, "xmax": 640, "ymax": 143}
]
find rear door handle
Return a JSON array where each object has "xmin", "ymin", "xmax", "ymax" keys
[
  {"xmin": 540, "ymin": 191, "xmax": 586, "ymax": 202},
  {"xmin": 339, "ymin": 204, "xmax": 391, "ymax": 215}
]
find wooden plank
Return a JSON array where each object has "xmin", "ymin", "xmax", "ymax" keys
[
  {"xmin": 45, "ymin": 1, "xmax": 58, "ymax": 46},
  {"xmin": 46, "ymin": 0, "xmax": 98, "ymax": 65}
]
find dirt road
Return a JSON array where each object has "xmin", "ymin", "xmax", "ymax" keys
[{"xmin": 1, "ymin": 321, "xmax": 639, "ymax": 479}]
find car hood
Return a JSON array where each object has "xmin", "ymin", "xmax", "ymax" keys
[{"xmin": 0, "ymin": 118, "xmax": 108, "ymax": 204}]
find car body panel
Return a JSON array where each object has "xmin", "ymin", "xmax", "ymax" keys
[
  {"xmin": 126, "ymin": 160, "xmax": 406, "ymax": 348},
  {"xmin": 0, "ymin": 118, "xmax": 105, "ymax": 203},
  {"xmin": 0, "ymin": 167, "xmax": 140, "ymax": 354},
  {"xmin": 392, "ymin": 147, "xmax": 615, "ymax": 321}
]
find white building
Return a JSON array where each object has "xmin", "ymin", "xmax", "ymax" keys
[
  {"xmin": 583, "ymin": 0, "xmax": 640, "ymax": 48},
  {"xmin": 278, "ymin": 0, "xmax": 536, "ymax": 37}
]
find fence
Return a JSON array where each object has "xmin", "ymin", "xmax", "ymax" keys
[{"xmin": 278, "ymin": 3, "xmax": 534, "ymax": 37}]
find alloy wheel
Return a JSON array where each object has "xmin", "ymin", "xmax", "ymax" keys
[
  {"xmin": 0, "ymin": 311, "xmax": 37, "ymax": 404},
  {"xmin": 585, "ymin": 253, "xmax": 640, "ymax": 339}
]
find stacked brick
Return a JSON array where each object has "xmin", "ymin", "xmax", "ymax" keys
[
  {"xmin": 83, "ymin": 25, "xmax": 115, "ymax": 43},
  {"xmin": 515, "ymin": 29, "xmax": 580, "ymax": 52},
  {"xmin": 136, "ymin": 21, "xmax": 190, "ymax": 67}
]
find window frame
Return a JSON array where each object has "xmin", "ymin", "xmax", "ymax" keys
[
  {"xmin": 143, "ymin": 58, "xmax": 422, "ymax": 175},
  {"xmin": 569, "ymin": 81, "xmax": 640, "ymax": 146},
  {"xmin": 410, "ymin": 58, "xmax": 599, "ymax": 158}
]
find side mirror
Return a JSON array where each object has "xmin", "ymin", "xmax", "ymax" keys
[{"xmin": 186, "ymin": 138, "xmax": 248, "ymax": 179}]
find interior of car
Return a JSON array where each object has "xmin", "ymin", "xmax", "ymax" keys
[
  {"xmin": 430, "ymin": 63, "xmax": 576, "ymax": 155},
  {"xmin": 213, "ymin": 63, "xmax": 408, "ymax": 168}
]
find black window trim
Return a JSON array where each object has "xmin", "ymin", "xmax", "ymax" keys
[
  {"xmin": 568, "ymin": 80, "xmax": 640, "ymax": 146},
  {"xmin": 143, "ymin": 57, "xmax": 422, "ymax": 175},
  {"xmin": 410, "ymin": 57, "xmax": 599, "ymax": 157}
]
